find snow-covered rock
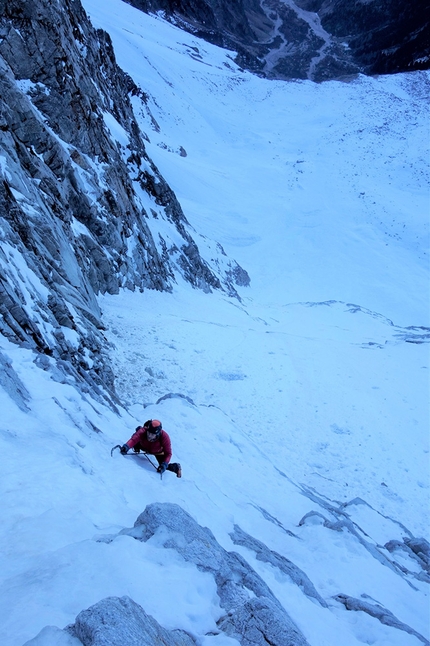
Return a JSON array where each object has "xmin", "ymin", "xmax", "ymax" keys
[
  {"xmin": 122, "ymin": 502, "xmax": 311, "ymax": 645},
  {"xmin": 67, "ymin": 595, "xmax": 196, "ymax": 646},
  {"xmin": 24, "ymin": 596, "xmax": 197, "ymax": 646},
  {"xmin": 0, "ymin": 0, "xmax": 248, "ymax": 405}
]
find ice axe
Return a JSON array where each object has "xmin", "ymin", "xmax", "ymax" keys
[
  {"xmin": 111, "ymin": 444, "xmax": 162, "ymax": 477},
  {"xmin": 110, "ymin": 444, "xmax": 122, "ymax": 456}
]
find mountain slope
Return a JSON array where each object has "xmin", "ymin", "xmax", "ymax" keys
[
  {"xmin": 0, "ymin": 1, "xmax": 428, "ymax": 645},
  {"xmin": 123, "ymin": 0, "xmax": 430, "ymax": 80}
]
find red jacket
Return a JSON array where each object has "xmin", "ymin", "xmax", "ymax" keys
[{"xmin": 126, "ymin": 428, "xmax": 172, "ymax": 464}]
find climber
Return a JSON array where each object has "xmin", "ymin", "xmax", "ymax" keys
[{"xmin": 120, "ymin": 419, "xmax": 182, "ymax": 478}]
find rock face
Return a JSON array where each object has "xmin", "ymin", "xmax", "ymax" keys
[
  {"xmin": 0, "ymin": 0, "xmax": 249, "ymax": 406},
  {"xmin": 0, "ymin": 349, "xmax": 30, "ymax": 412},
  {"xmin": 124, "ymin": 0, "xmax": 429, "ymax": 80},
  {"xmin": 66, "ymin": 596, "xmax": 197, "ymax": 646},
  {"xmin": 218, "ymin": 596, "xmax": 310, "ymax": 646}
]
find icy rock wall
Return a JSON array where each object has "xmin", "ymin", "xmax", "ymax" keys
[{"xmin": 0, "ymin": 0, "xmax": 248, "ymax": 406}]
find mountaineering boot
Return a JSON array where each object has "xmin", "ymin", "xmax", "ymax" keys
[{"xmin": 167, "ymin": 462, "xmax": 182, "ymax": 478}]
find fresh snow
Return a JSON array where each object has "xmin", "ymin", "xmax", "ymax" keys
[{"xmin": 0, "ymin": 1, "xmax": 428, "ymax": 645}]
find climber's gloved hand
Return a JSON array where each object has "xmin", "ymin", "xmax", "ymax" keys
[
  {"xmin": 120, "ymin": 444, "xmax": 130, "ymax": 455},
  {"xmin": 157, "ymin": 462, "xmax": 167, "ymax": 474}
]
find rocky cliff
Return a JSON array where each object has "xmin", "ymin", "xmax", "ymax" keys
[
  {"xmin": 124, "ymin": 0, "xmax": 429, "ymax": 80},
  {"xmin": 0, "ymin": 0, "xmax": 249, "ymax": 407}
]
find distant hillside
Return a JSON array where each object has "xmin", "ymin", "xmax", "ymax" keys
[{"xmin": 123, "ymin": 0, "xmax": 430, "ymax": 80}]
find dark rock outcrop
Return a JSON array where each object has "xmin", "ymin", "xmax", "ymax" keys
[
  {"xmin": 315, "ymin": 0, "xmax": 430, "ymax": 76},
  {"xmin": 0, "ymin": 0, "xmax": 248, "ymax": 406},
  {"xmin": 403, "ymin": 537, "xmax": 430, "ymax": 566}
]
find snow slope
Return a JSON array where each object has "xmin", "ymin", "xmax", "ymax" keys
[{"xmin": 0, "ymin": 1, "xmax": 428, "ymax": 645}]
